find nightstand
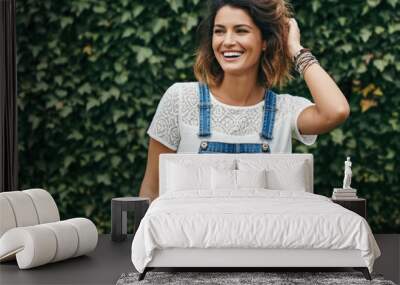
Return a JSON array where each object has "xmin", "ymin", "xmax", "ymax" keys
[
  {"xmin": 331, "ymin": 197, "xmax": 367, "ymax": 219},
  {"xmin": 111, "ymin": 197, "xmax": 150, "ymax": 242}
]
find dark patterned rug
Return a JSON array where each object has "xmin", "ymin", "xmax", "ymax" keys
[{"xmin": 116, "ymin": 271, "xmax": 396, "ymax": 285}]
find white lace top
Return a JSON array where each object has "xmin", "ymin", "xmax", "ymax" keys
[{"xmin": 147, "ymin": 82, "xmax": 317, "ymax": 153}]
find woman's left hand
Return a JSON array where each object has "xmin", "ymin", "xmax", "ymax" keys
[{"xmin": 286, "ymin": 18, "xmax": 304, "ymax": 59}]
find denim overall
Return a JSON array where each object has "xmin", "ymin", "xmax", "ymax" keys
[{"xmin": 197, "ymin": 83, "xmax": 277, "ymax": 154}]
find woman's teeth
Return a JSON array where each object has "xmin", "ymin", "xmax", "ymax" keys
[{"xmin": 223, "ymin": 51, "xmax": 244, "ymax": 58}]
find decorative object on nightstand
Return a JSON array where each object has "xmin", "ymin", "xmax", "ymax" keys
[
  {"xmin": 332, "ymin": 157, "xmax": 358, "ymax": 199},
  {"xmin": 111, "ymin": 197, "xmax": 150, "ymax": 242},
  {"xmin": 331, "ymin": 198, "xmax": 367, "ymax": 219}
]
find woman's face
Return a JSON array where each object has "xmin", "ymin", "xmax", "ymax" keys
[{"xmin": 212, "ymin": 5, "xmax": 266, "ymax": 76}]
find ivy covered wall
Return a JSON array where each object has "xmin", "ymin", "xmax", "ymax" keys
[{"xmin": 16, "ymin": 0, "xmax": 400, "ymax": 233}]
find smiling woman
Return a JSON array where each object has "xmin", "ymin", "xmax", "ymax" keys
[
  {"xmin": 139, "ymin": 0, "xmax": 350, "ymax": 202},
  {"xmin": 195, "ymin": 0, "xmax": 293, "ymax": 91}
]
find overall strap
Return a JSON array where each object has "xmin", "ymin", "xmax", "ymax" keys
[
  {"xmin": 198, "ymin": 83, "xmax": 211, "ymax": 137},
  {"xmin": 260, "ymin": 89, "xmax": 277, "ymax": 140}
]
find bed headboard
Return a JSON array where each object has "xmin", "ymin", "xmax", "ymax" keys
[{"xmin": 159, "ymin": 154, "xmax": 314, "ymax": 195}]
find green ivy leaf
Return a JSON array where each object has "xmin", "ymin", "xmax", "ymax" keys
[
  {"xmin": 67, "ymin": 130, "xmax": 83, "ymax": 141},
  {"xmin": 60, "ymin": 106, "xmax": 73, "ymax": 118},
  {"xmin": 122, "ymin": 27, "xmax": 135, "ymax": 38},
  {"xmin": 86, "ymin": 97, "xmax": 100, "ymax": 111},
  {"xmin": 152, "ymin": 18, "xmax": 169, "ymax": 34},
  {"xmin": 367, "ymin": 0, "xmax": 381, "ymax": 7},
  {"xmin": 373, "ymin": 59, "xmax": 388, "ymax": 71},
  {"xmin": 93, "ymin": 5, "xmax": 106, "ymax": 14},
  {"xmin": 94, "ymin": 151, "xmax": 106, "ymax": 162},
  {"xmin": 28, "ymin": 115, "xmax": 41, "ymax": 130},
  {"xmin": 311, "ymin": 0, "xmax": 321, "ymax": 12},
  {"xmin": 113, "ymin": 110, "xmax": 125, "ymax": 123},
  {"xmin": 84, "ymin": 204, "xmax": 95, "ymax": 216},
  {"xmin": 110, "ymin": 86, "xmax": 121, "ymax": 99},
  {"xmin": 132, "ymin": 5, "xmax": 144, "ymax": 17},
  {"xmin": 388, "ymin": 23, "xmax": 400, "ymax": 34},
  {"xmin": 120, "ymin": 11, "xmax": 131, "ymax": 23},
  {"xmin": 114, "ymin": 72, "xmax": 128, "ymax": 85},
  {"xmin": 111, "ymin": 156, "xmax": 122, "ymax": 168},
  {"xmin": 116, "ymin": 123, "xmax": 128, "ymax": 134},
  {"xmin": 374, "ymin": 26, "xmax": 385, "ymax": 34},
  {"xmin": 167, "ymin": 0, "xmax": 183, "ymax": 13},
  {"xmin": 360, "ymin": 28, "xmax": 372, "ymax": 42},
  {"xmin": 60, "ymin": 17, "xmax": 73, "ymax": 28},
  {"xmin": 78, "ymin": 82, "xmax": 92, "ymax": 95},
  {"xmin": 136, "ymin": 47, "xmax": 153, "ymax": 64},
  {"xmin": 64, "ymin": 156, "xmax": 75, "ymax": 168},
  {"xmin": 330, "ymin": 129, "xmax": 345, "ymax": 145}
]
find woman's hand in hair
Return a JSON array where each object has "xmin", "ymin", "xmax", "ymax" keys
[{"xmin": 286, "ymin": 18, "xmax": 304, "ymax": 60}]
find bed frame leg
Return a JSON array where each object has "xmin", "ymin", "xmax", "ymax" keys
[
  {"xmin": 354, "ymin": 267, "xmax": 371, "ymax": 280},
  {"xmin": 138, "ymin": 268, "xmax": 148, "ymax": 281}
]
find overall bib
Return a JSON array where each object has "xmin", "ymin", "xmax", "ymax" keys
[{"xmin": 197, "ymin": 83, "xmax": 277, "ymax": 154}]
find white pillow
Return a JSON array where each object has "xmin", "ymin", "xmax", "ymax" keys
[
  {"xmin": 237, "ymin": 159, "xmax": 308, "ymax": 192},
  {"xmin": 266, "ymin": 163, "xmax": 307, "ymax": 191},
  {"xmin": 211, "ymin": 168, "xmax": 236, "ymax": 190},
  {"xmin": 211, "ymin": 169, "xmax": 268, "ymax": 190},
  {"xmin": 237, "ymin": 169, "xmax": 267, "ymax": 188},
  {"xmin": 167, "ymin": 162, "xmax": 211, "ymax": 191}
]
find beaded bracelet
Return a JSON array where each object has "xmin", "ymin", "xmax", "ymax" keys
[
  {"xmin": 294, "ymin": 50, "xmax": 320, "ymax": 76},
  {"xmin": 293, "ymin": 48, "xmax": 311, "ymax": 63},
  {"xmin": 296, "ymin": 55, "xmax": 315, "ymax": 73}
]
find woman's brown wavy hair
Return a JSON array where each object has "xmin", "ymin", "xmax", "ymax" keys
[{"xmin": 194, "ymin": 0, "xmax": 294, "ymax": 89}]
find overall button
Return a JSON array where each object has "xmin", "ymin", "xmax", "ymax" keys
[
  {"xmin": 200, "ymin": 141, "xmax": 208, "ymax": 150},
  {"xmin": 261, "ymin": 143, "xmax": 269, "ymax": 152}
]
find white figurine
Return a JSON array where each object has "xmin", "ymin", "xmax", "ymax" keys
[{"xmin": 342, "ymin": 157, "xmax": 353, "ymax": 189}]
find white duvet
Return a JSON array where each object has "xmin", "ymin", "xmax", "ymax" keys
[{"xmin": 131, "ymin": 190, "xmax": 380, "ymax": 273}]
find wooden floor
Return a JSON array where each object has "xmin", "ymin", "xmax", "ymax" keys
[{"xmin": 0, "ymin": 234, "xmax": 398, "ymax": 285}]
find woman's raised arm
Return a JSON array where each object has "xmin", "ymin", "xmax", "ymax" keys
[
  {"xmin": 287, "ymin": 18, "xmax": 350, "ymax": 135},
  {"xmin": 296, "ymin": 63, "xmax": 350, "ymax": 135}
]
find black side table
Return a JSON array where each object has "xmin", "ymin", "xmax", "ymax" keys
[
  {"xmin": 111, "ymin": 197, "xmax": 150, "ymax": 242},
  {"xmin": 331, "ymin": 197, "xmax": 367, "ymax": 219}
]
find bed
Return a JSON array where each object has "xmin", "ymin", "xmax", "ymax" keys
[{"xmin": 131, "ymin": 154, "xmax": 381, "ymax": 281}]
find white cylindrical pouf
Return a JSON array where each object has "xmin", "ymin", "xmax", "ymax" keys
[
  {"xmin": 1, "ymin": 192, "xmax": 39, "ymax": 227},
  {"xmin": 23, "ymin": 189, "xmax": 60, "ymax": 223},
  {"xmin": 0, "ymin": 219, "xmax": 97, "ymax": 269},
  {"xmin": 0, "ymin": 195, "xmax": 17, "ymax": 237},
  {"xmin": 42, "ymin": 221, "xmax": 79, "ymax": 262},
  {"xmin": 65, "ymin": 218, "xmax": 98, "ymax": 257},
  {"xmin": 0, "ymin": 226, "xmax": 57, "ymax": 269}
]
